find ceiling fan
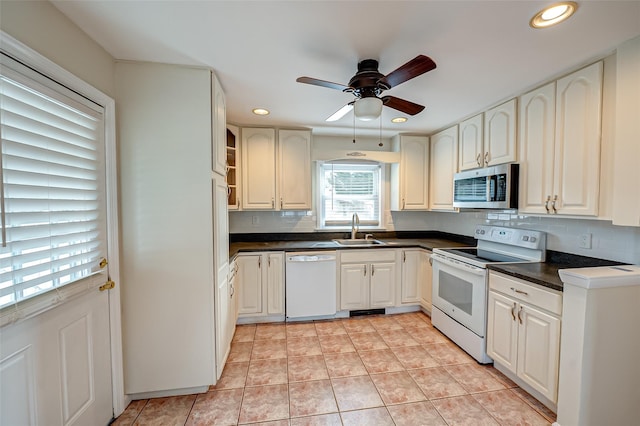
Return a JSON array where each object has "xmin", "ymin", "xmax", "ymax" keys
[{"xmin": 296, "ymin": 55, "xmax": 436, "ymax": 122}]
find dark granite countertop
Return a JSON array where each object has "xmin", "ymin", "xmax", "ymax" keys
[
  {"xmin": 229, "ymin": 231, "xmax": 474, "ymax": 259},
  {"xmin": 488, "ymin": 251, "xmax": 623, "ymax": 292},
  {"xmin": 229, "ymin": 232, "xmax": 623, "ymax": 292}
]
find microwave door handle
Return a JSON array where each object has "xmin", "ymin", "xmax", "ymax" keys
[{"xmin": 488, "ymin": 175, "xmax": 497, "ymax": 202}]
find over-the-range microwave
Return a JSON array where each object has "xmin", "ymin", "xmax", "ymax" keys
[{"xmin": 453, "ymin": 163, "xmax": 519, "ymax": 209}]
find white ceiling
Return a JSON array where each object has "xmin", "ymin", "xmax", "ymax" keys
[{"xmin": 52, "ymin": 1, "xmax": 640, "ymax": 137}]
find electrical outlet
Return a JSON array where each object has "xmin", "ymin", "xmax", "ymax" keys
[
  {"xmin": 252, "ymin": 215, "xmax": 259, "ymax": 225},
  {"xmin": 579, "ymin": 233, "xmax": 592, "ymax": 249}
]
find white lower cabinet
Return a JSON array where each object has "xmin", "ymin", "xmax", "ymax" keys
[
  {"xmin": 487, "ymin": 272, "xmax": 562, "ymax": 406},
  {"xmin": 340, "ymin": 250, "xmax": 396, "ymax": 310},
  {"xmin": 419, "ymin": 250, "xmax": 433, "ymax": 312},
  {"xmin": 237, "ymin": 251, "xmax": 284, "ymax": 321}
]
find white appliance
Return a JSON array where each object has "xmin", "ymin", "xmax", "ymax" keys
[
  {"xmin": 556, "ymin": 265, "xmax": 640, "ymax": 426},
  {"xmin": 285, "ymin": 251, "xmax": 337, "ymax": 320},
  {"xmin": 431, "ymin": 225, "xmax": 546, "ymax": 363}
]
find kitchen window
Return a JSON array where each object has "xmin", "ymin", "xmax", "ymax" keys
[
  {"xmin": 0, "ymin": 53, "xmax": 107, "ymax": 313},
  {"xmin": 318, "ymin": 161, "xmax": 382, "ymax": 229}
]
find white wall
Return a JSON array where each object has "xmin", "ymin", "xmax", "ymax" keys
[{"xmin": 0, "ymin": 0, "xmax": 115, "ymax": 96}]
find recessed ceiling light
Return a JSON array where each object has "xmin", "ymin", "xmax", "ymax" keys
[
  {"xmin": 391, "ymin": 117, "xmax": 408, "ymax": 123},
  {"xmin": 252, "ymin": 108, "xmax": 270, "ymax": 115},
  {"xmin": 530, "ymin": 2, "xmax": 578, "ymax": 28}
]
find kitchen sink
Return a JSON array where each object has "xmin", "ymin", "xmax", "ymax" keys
[{"xmin": 332, "ymin": 239, "xmax": 386, "ymax": 247}]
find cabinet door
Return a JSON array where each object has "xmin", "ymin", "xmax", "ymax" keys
[
  {"xmin": 237, "ymin": 255, "xmax": 263, "ymax": 315},
  {"xmin": 370, "ymin": 262, "xmax": 396, "ymax": 308},
  {"xmin": 400, "ymin": 250, "xmax": 421, "ymax": 303},
  {"xmin": 419, "ymin": 250, "xmax": 433, "ymax": 311},
  {"xmin": 278, "ymin": 130, "xmax": 311, "ymax": 210},
  {"xmin": 212, "ymin": 74, "xmax": 227, "ymax": 176},
  {"xmin": 340, "ymin": 263, "xmax": 369, "ymax": 310},
  {"xmin": 484, "ymin": 99, "xmax": 517, "ymax": 166},
  {"xmin": 554, "ymin": 61, "xmax": 603, "ymax": 216},
  {"xmin": 241, "ymin": 128, "xmax": 276, "ymax": 209},
  {"xmin": 429, "ymin": 125, "xmax": 458, "ymax": 210},
  {"xmin": 518, "ymin": 83, "xmax": 556, "ymax": 214},
  {"xmin": 215, "ymin": 273, "xmax": 230, "ymax": 379},
  {"xmin": 400, "ymin": 136, "xmax": 430, "ymax": 210},
  {"xmin": 459, "ymin": 113, "xmax": 484, "ymax": 171},
  {"xmin": 226, "ymin": 125, "xmax": 240, "ymax": 210},
  {"xmin": 517, "ymin": 303, "xmax": 561, "ymax": 402},
  {"xmin": 266, "ymin": 252, "xmax": 285, "ymax": 314},
  {"xmin": 487, "ymin": 291, "xmax": 518, "ymax": 374}
]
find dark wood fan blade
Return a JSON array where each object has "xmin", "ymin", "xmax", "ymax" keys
[
  {"xmin": 296, "ymin": 76, "xmax": 351, "ymax": 91},
  {"xmin": 382, "ymin": 96, "xmax": 425, "ymax": 115},
  {"xmin": 380, "ymin": 55, "xmax": 436, "ymax": 89}
]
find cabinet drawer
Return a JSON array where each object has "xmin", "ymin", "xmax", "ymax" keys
[
  {"xmin": 489, "ymin": 272, "xmax": 562, "ymax": 315},
  {"xmin": 340, "ymin": 249, "xmax": 396, "ymax": 263}
]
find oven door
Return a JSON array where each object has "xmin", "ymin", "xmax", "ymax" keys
[{"xmin": 431, "ymin": 253, "xmax": 488, "ymax": 336}]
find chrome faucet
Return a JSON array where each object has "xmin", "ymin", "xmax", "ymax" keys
[{"xmin": 351, "ymin": 212, "xmax": 360, "ymax": 239}]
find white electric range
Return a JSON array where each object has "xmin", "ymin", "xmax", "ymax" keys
[{"xmin": 431, "ymin": 225, "xmax": 546, "ymax": 363}]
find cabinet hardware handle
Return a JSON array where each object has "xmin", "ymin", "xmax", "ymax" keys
[
  {"xmin": 403, "ymin": 252, "xmax": 406, "ymax": 263},
  {"xmin": 551, "ymin": 195, "xmax": 558, "ymax": 214},
  {"xmin": 363, "ymin": 265, "xmax": 366, "ymax": 276},
  {"xmin": 227, "ymin": 185, "xmax": 232, "ymax": 197},
  {"xmin": 510, "ymin": 287, "xmax": 529, "ymax": 296},
  {"xmin": 258, "ymin": 257, "xmax": 261, "ymax": 269},
  {"xmin": 517, "ymin": 306, "xmax": 524, "ymax": 324},
  {"xmin": 280, "ymin": 198, "xmax": 283, "ymax": 209},
  {"xmin": 511, "ymin": 302, "xmax": 516, "ymax": 321},
  {"xmin": 429, "ymin": 257, "xmax": 433, "ymax": 266},
  {"xmin": 271, "ymin": 198, "xmax": 275, "ymax": 208},
  {"xmin": 476, "ymin": 153, "xmax": 482, "ymax": 166},
  {"xmin": 230, "ymin": 283, "xmax": 234, "ymax": 298},
  {"xmin": 371, "ymin": 264, "xmax": 375, "ymax": 276},
  {"xmin": 268, "ymin": 255, "xmax": 271, "ymax": 267},
  {"xmin": 544, "ymin": 195, "xmax": 551, "ymax": 213},
  {"xmin": 402, "ymin": 198, "xmax": 405, "ymax": 209},
  {"xmin": 484, "ymin": 152, "xmax": 490, "ymax": 166}
]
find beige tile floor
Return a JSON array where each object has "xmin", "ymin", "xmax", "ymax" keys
[{"xmin": 113, "ymin": 312, "xmax": 556, "ymax": 425}]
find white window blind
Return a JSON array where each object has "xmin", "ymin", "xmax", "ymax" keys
[
  {"xmin": 319, "ymin": 161, "xmax": 381, "ymax": 227},
  {"xmin": 0, "ymin": 55, "xmax": 107, "ymax": 311}
]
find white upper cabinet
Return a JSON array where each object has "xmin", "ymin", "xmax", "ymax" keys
[
  {"xmin": 241, "ymin": 128, "xmax": 311, "ymax": 210},
  {"xmin": 390, "ymin": 135, "xmax": 430, "ymax": 210},
  {"xmin": 612, "ymin": 36, "xmax": 640, "ymax": 226},
  {"xmin": 518, "ymin": 82, "xmax": 556, "ymax": 215},
  {"xmin": 429, "ymin": 125, "xmax": 458, "ymax": 211},
  {"xmin": 484, "ymin": 98, "xmax": 517, "ymax": 167},
  {"xmin": 241, "ymin": 128, "xmax": 277, "ymax": 209},
  {"xmin": 458, "ymin": 113, "xmax": 484, "ymax": 171},
  {"xmin": 212, "ymin": 74, "xmax": 227, "ymax": 176},
  {"xmin": 278, "ymin": 129, "xmax": 312, "ymax": 210},
  {"xmin": 519, "ymin": 62, "xmax": 603, "ymax": 216}
]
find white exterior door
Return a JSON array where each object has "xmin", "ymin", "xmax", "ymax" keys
[{"xmin": 1, "ymin": 41, "xmax": 121, "ymax": 425}]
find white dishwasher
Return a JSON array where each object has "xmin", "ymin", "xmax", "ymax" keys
[{"xmin": 285, "ymin": 251, "xmax": 337, "ymax": 320}]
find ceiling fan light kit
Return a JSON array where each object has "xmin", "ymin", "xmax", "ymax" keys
[
  {"xmin": 297, "ymin": 54, "xmax": 436, "ymax": 123},
  {"xmin": 354, "ymin": 97, "xmax": 383, "ymax": 121}
]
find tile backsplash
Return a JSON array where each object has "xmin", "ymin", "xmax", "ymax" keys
[{"xmin": 229, "ymin": 210, "xmax": 640, "ymax": 265}]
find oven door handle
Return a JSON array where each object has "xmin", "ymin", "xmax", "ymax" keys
[{"xmin": 431, "ymin": 253, "xmax": 486, "ymax": 276}]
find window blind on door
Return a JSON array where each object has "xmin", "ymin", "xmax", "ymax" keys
[{"xmin": 0, "ymin": 57, "xmax": 107, "ymax": 311}]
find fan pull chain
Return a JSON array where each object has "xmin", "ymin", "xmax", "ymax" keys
[{"xmin": 352, "ymin": 111, "xmax": 356, "ymax": 143}]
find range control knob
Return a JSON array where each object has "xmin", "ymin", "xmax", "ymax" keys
[
  {"xmin": 530, "ymin": 237, "xmax": 537, "ymax": 243},
  {"xmin": 522, "ymin": 236, "xmax": 529, "ymax": 241}
]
